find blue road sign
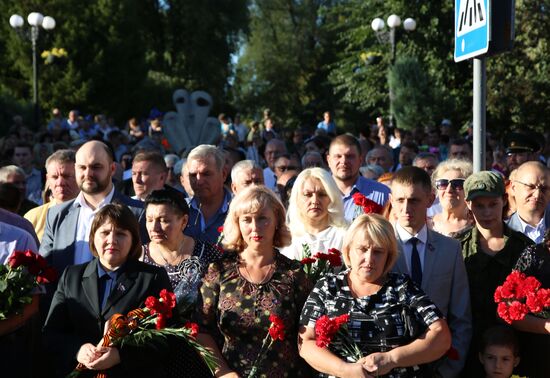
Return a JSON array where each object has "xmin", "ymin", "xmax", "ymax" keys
[{"xmin": 454, "ymin": 0, "xmax": 490, "ymax": 62}]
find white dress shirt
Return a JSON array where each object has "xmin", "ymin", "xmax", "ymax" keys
[
  {"xmin": 517, "ymin": 214, "xmax": 546, "ymax": 244},
  {"xmin": 395, "ymin": 223, "xmax": 428, "ymax": 274},
  {"xmin": 73, "ymin": 187, "xmax": 115, "ymax": 265}
]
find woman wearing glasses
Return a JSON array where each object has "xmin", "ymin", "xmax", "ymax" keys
[{"xmin": 430, "ymin": 159, "xmax": 474, "ymax": 237}]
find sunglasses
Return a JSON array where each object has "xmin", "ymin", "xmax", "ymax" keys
[{"xmin": 435, "ymin": 178, "xmax": 465, "ymax": 191}]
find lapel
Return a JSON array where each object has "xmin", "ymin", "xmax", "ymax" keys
[
  {"xmin": 394, "ymin": 230, "xmax": 409, "ymax": 274},
  {"xmin": 55, "ymin": 202, "xmax": 81, "ymax": 271},
  {"xmin": 101, "ymin": 261, "xmax": 138, "ymax": 317},
  {"xmin": 82, "ymin": 259, "xmax": 101, "ymax": 316},
  {"xmin": 422, "ymin": 230, "xmax": 438, "ymax": 288}
]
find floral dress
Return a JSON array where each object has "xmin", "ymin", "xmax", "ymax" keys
[
  {"xmin": 198, "ymin": 250, "xmax": 313, "ymax": 377},
  {"xmin": 300, "ymin": 271, "xmax": 443, "ymax": 378}
]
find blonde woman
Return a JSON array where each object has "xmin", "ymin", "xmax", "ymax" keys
[
  {"xmin": 431, "ymin": 159, "xmax": 474, "ymax": 237},
  {"xmin": 281, "ymin": 168, "xmax": 348, "ymax": 261}
]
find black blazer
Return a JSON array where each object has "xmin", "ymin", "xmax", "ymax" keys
[{"xmin": 43, "ymin": 258, "xmax": 171, "ymax": 377}]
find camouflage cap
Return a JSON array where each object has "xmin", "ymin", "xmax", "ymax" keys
[{"xmin": 464, "ymin": 171, "xmax": 505, "ymax": 201}]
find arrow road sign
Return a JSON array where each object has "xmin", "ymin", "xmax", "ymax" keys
[{"xmin": 454, "ymin": 0, "xmax": 490, "ymax": 62}]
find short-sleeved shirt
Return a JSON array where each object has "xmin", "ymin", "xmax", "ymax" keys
[
  {"xmin": 342, "ymin": 176, "xmax": 391, "ymax": 223},
  {"xmin": 300, "ymin": 271, "xmax": 443, "ymax": 378},
  {"xmin": 184, "ymin": 189, "xmax": 232, "ymax": 244},
  {"xmin": 198, "ymin": 250, "xmax": 312, "ymax": 377}
]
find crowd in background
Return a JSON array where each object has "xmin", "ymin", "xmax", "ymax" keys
[{"xmin": 0, "ymin": 106, "xmax": 549, "ymax": 378}]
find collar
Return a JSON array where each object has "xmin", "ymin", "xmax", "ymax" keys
[
  {"xmin": 517, "ymin": 212, "xmax": 546, "ymax": 232},
  {"xmin": 395, "ymin": 223, "xmax": 428, "ymax": 245},
  {"xmin": 97, "ymin": 260, "xmax": 124, "ymax": 280},
  {"xmin": 189, "ymin": 187, "xmax": 232, "ymax": 213},
  {"xmin": 73, "ymin": 186, "xmax": 115, "ymax": 210}
]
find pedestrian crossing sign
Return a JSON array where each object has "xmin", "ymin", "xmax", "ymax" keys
[{"xmin": 454, "ymin": 0, "xmax": 490, "ymax": 62}]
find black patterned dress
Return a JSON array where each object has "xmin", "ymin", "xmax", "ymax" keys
[
  {"xmin": 198, "ymin": 250, "xmax": 313, "ymax": 377},
  {"xmin": 142, "ymin": 239, "xmax": 223, "ymax": 378},
  {"xmin": 300, "ymin": 271, "xmax": 443, "ymax": 378}
]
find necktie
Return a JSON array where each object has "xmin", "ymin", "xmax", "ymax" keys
[{"xmin": 410, "ymin": 237, "xmax": 422, "ymax": 286}]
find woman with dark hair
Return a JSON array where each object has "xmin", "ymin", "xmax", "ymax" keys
[
  {"xmin": 43, "ymin": 203, "xmax": 171, "ymax": 377},
  {"xmin": 142, "ymin": 189, "xmax": 222, "ymax": 311}
]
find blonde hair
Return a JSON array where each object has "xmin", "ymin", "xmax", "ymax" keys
[
  {"xmin": 431, "ymin": 159, "xmax": 473, "ymax": 187},
  {"xmin": 287, "ymin": 168, "xmax": 347, "ymax": 237},
  {"xmin": 223, "ymin": 186, "xmax": 291, "ymax": 251},
  {"xmin": 342, "ymin": 214, "xmax": 398, "ymax": 277}
]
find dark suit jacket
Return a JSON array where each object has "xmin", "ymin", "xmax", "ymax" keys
[
  {"xmin": 39, "ymin": 190, "xmax": 148, "ymax": 276},
  {"xmin": 42, "ymin": 258, "xmax": 171, "ymax": 377}
]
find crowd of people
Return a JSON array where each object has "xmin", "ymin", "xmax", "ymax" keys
[{"xmin": 0, "ymin": 107, "xmax": 549, "ymax": 378}]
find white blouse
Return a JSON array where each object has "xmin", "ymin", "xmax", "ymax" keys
[{"xmin": 280, "ymin": 226, "xmax": 346, "ymax": 261}]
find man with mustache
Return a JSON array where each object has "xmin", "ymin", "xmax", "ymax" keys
[{"xmin": 39, "ymin": 140, "xmax": 146, "ymax": 276}]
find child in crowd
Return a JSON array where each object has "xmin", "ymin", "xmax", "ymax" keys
[{"xmin": 479, "ymin": 325, "xmax": 520, "ymax": 378}]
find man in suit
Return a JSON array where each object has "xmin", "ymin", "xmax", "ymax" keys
[
  {"xmin": 39, "ymin": 140, "xmax": 146, "ymax": 278},
  {"xmin": 390, "ymin": 166, "xmax": 472, "ymax": 377},
  {"xmin": 507, "ymin": 161, "xmax": 550, "ymax": 243}
]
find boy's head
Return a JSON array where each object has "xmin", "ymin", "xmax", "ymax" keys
[
  {"xmin": 464, "ymin": 171, "xmax": 507, "ymax": 230},
  {"xmin": 390, "ymin": 166, "xmax": 435, "ymax": 234},
  {"xmin": 479, "ymin": 326, "xmax": 520, "ymax": 378}
]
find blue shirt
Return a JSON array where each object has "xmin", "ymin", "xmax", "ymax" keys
[
  {"xmin": 184, "ymin": 188, "xmax": 232, "ymax": 244},
  {"xmin": 316, "ymin": 121, "xmax": 336, "ymax": 134},
  {"xmin": 342, "ymin": 176, "xmax": 391, "ymax": 223},
  {"xmin": 97, "ymin": 263, "xmax": 120, "ymax": 310}
]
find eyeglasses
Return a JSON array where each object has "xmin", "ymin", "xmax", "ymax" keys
[
  {"xmin": 514, "ymin": 180, "xmax": 550, "ymax": 195},
  {"xmin": 275, "ymin": 165, "xmax": 297, "ymax": 172},
  {"xmin": 435, "ymin": 178, "xmax": 465, "ymax": 191}
]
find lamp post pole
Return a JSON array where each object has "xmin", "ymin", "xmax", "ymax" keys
[
  {"xmin": 371, "ymin": 15, "xmax": 416, "ymax": 128},
  {"xmin": 9, "ymin": 12, "xmax": 56, "ymax": 129}
]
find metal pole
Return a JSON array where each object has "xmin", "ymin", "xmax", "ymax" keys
[
  {"xmin": 31, "ymin": 26, "xmax": 39, "ymax": 128},
  {"xmin": 473, "ymin": 57, "xmax": 486, "ymax": 172},
  {"xmin": 389, "ymin": 27, "xmax": 396, "ymax": 128}
]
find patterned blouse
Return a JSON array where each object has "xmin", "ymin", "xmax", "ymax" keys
[
  {"xmin": 198, "ymin": 250, "xmax": 313, "ymax": 377},
  {"xmin": 300, "ymin": 271, "xmax": 443, "ymax": 378}
]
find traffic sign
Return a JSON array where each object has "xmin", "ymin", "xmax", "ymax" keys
[{"xmin": 454, "ymin": 0, "xmax": 490, "ymax": 62}]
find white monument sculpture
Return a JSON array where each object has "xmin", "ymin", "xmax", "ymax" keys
[{"xmin": 163, "ymin": 89, "xmax": 220, "ymax": 154}]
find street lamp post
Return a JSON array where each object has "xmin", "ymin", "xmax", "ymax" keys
[
  {"xmin": 9, "ymin": 12, "xmax": 56, "ymax": 128},
  {"xmin": 371, "ymin": 15, "xmax": 416, "ymax": 127}
]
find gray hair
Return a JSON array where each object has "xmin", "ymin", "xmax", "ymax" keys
[
  {"xmin": 301, "ymin": 151, "xmax": 323, "ymax": 167},
  {"xmin": 360, "ymin": 164, "xmax": 385, "ymax": 179},
  {"xmin": 164, "ymin": 153, "xmax": 180, "ymax": 167},
  {"xmin": 431, "ymin": 158, "xmax": 473, "ymax": 187},
  {"xmin": 187, "ymin": 144, "xmax": 225, "ymax": 171},
  {"xmin": 0, "ymin": 165, "xmax": 26, "ymax": 182},
  {"xmin": 45, "ymin": 149, "xmax": 76, "ymax": 169},
  {"xmin": 231, "ymin": 159, "xmax": 262, "ymax": 183}
]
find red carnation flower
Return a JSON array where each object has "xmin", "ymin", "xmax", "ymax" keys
[
  {"xmin": 361, "ymin": 198, "xmax": 383, "ymax": 214},
  {"xmin": 497, "ymin": 302, "xmax": 512, "ymax": 324},
  {"xmin": 508, "ymin": 301, "xmax": 529, "ymax": 322},
  {"xmin": 37, "ymin": 266, "xmax": 58, "ymax": 284},
  {"xmin": 352, "ymin": 192, "xmax": 367, "ymax": 207},
  {"xmin": 217, "ymin": 226, "xmax": 224, "ymax": 233},
  {"xmin": 300, "ymin": 257, "xmax": 316, "ymax": 265},
  {"xmin": 159, "ymin": 289, "xmax": 177, "ymax": 310},
  {"xmin": 184, "ymin": 322, "xmax": 199, "ymax": 338},
  {"xmin": 155, "ymin": 314, "xmax": 166, "ymax": 330},
  {"xmin": 314, "ymin": 315, "xmax": 343, "ymax": 348},
  {"xmin": 145, "ymin": 296, "xmax": 159, "ymax": 312},
  {"xmin": 268, "ymin": 314, "xmax": 285, "ymax": 341}
]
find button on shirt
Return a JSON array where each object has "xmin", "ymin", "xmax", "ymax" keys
[
  {"xmin": 517, "ymin": 215, "xmax": 546, "ymax": 244},
  {"xmin": 73, "ymin": 187, "xmax": 115, "ymax": 265},
  {"xmin": 342, "ymin": 176, "xmax": 391, "ymax": 223},
  {"xmin": 395, "ymin": 223, "xmax": 428, "ymax": 275}
]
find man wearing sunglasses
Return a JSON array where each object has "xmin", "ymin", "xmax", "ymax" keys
[{"xmin": 507, "ymin": 161, "xmax": 550, "ymax": 243}]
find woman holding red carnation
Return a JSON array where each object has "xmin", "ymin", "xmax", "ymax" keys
[
  {"xmin": 507, "ymin": 228, "xmax": 550, "ymax": 377},
  {"xmin": 197, "ymin": 186, "xmax": 312, "ymax": 377},
  {"xmin": 281, "ymin": 168, "xmax": 348, "ymax": 262},
  {"xmin": 43, "ymin": 204, "xmax": 171, "ymax": 377},
  {"xmin": 299, "ymin": 214, "xmax": 451, "ymax": 377}
]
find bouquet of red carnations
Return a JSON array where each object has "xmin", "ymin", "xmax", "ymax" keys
[
  {"xmin": 247, "ymin": 313, "xmax": 285, "ymax": 378},
  {"xmin": 0, "ymin": 250, "xmax": 57, "ymax": 320},
  {"xmin": 71, "ymin": 289, "xmax": 217, "ymax": 377},
  {"xmin": 300, "ymin": 245, "xmax": 342, "ymax": 282},
  {"xmin": 314, "ymin": 313, "xmax": 362, "ymax": 361},
  {"xmin": 352, "ymin": 192, "xmax": 383, "ymax": 220},
  {"xmin": 494, "ymin": 270, "xmax": 550, "ymax": 324}
]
